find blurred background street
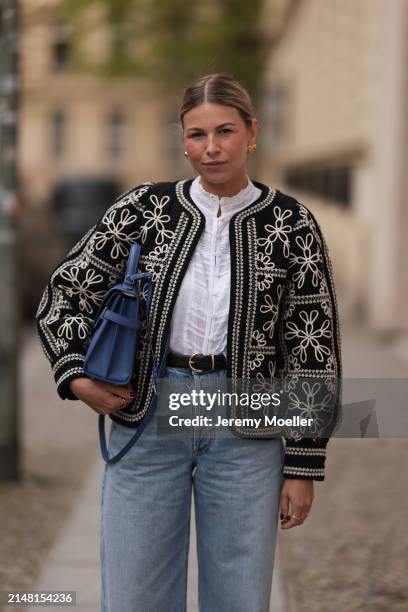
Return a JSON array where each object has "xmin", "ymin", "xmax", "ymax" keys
[{"xmin": 0, "ymin": 0, "xmax": 407, "ymax": 611}]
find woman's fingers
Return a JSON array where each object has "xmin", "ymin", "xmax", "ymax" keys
[
  {"xmin": 280, "ymin": 504, "xmax": 305, "ymax": 529},
  {"xmin": 73, "ymin": 379, "xmax": 135, "ymax": 414},
  {"xmin": 281, "ymin": 499, "xmax": 312, "ymax": 529},
  {"xmin": 105, "ymin": 382, "xmax": 135, "ymax": 400},
  {"xmin": 280, "ymin": 502, "xmax": 295, "ymax": 528},
  {"xmin": 107, "ymin": 393, "xmax": 133, "ymax": 412},
  {"xmin": 280, "ymin": 480, "xmax": 313, "ymax": 529},
  {"xmin": 280, "ymin": 490, "xmax": 290, "ymax": 524},
  {"xmin": 95, "ymin": 383, "xmax": 135, "ymax": 412},
  {"xmin": 89, "ymin": 395, "xmax": 132, "ymax": 415},
  {"xmin": 87, "ymin": 388, "xmax": 134, "ymax": 414}
]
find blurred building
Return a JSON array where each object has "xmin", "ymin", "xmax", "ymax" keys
[
  {"xmin": 260, "ymin": 0, "xmax": 408, "ymax": 336},
  {"xmin": 19, "ymin": 0, "xmax": 186, "ymax": 224},
  {"xmin": 18, "ymin": 0, "xmax": 189, "ymax": 317}
]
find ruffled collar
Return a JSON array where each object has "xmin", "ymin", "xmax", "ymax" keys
[{"xmin": 190, "ymin": 175, "xmax": 260, "ymax": 215}]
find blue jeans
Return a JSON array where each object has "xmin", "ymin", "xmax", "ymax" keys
[{"xmin": 100, "ymin": 367, "xmax": 284, "ymax": 612}]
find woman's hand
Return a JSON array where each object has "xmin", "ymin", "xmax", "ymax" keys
[
  {"xmin": 69, "ymin": 377, "xmax": 135, "ymax": 415},
  {"xmin": 280, "ymin": 479, "xmax": 314, "ymax": 529}
]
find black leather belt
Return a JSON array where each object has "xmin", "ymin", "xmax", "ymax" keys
[{"xmin": 166, "ymin": 352, "xmax": 227, "ymax": 373}]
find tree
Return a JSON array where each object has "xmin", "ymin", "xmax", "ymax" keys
[{"xmin": 58, "ymin": 0, "xmax": 267, "ymax": 96}]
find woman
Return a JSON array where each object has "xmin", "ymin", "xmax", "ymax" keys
[{"xmin": 36, "ymin": 73, "xmax": 341, "ymax": 612}]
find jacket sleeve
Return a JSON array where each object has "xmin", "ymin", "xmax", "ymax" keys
[
  {"xmin": 35, "ymin": 183, "xmax": 154, "ymax": 400},
  {"xmin": 279, "ymin": 202, "xmax": 342, "ymax": 481}
]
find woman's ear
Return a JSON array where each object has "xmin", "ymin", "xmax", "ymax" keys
[
  {"xmin": 177, "ymin": 122, "xmax": 185, "ymax": 148},
  {"xmin": 248, "ymin": 117, "xmax": 258, "ymax": 144}
]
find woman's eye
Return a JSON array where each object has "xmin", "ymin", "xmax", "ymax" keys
[
  {"xmin": 220, "ymin": 128, "xmax": 232, "ymax": 134},
  {"xmin": 189, "ymin": 133, "xmax": 204, "ymax": 138}
]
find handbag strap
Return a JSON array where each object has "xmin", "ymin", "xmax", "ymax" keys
[
  {"xmin": 98, "ymin": 333, "xmax": 170, "ymax": 464},
  {"xmin": 97, "ymin": 241, "xmax": 165, "ymax": 464},
  {"xmin": 102, "ymin": 309, "xmax": 139, "ymax": 330},
  {"xmin": 125, "ymin": 243, "xmax": 141, "ymax": 277},
  {"xmin": 144, "ymin": 276, "xmax": 158, "ymax": 390}
]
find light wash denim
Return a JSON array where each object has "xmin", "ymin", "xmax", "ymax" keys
[{"xmin": 100, "ymin": 367, "xmax": 285, "ymax": 612}]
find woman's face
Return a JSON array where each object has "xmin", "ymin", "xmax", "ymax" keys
[{"xmin": 182, "ymin": 102, "xmax": 257, "ymax": 193}]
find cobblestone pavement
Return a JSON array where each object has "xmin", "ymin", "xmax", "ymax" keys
[
  {"xmin": 0, "ymin": 326, "xmax": 98, "ymax": 612},
  {"xmin": 279, "ymin": 324, "xmax": 408, "ymax": 612}
]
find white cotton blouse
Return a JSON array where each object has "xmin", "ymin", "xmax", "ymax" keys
[{"xmin": 169, "ymin": 175, "xmax": 262, "ymax": 357}]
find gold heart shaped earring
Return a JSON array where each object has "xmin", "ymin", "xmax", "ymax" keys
[{"xmin": 247, "ymin": 143, "xmax": 257, "ymax": 153}]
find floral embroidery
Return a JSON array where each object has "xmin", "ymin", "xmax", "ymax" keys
[
  {"xmin": 288, "ymin": 381, "xmax": 334, "ymax": 435},
  {"xmin": 59, "ymin": 266, "xmax": 105, "ymax": 314},
  {"xmin": 289, "ymin": 233, "xmax": 322, "ymax": 289},
  {"xmin": 288, "ymin": 354, "xmax": 302, "ymax": 372},
  {"xmin": 285, "ymin": 309, "xmax": 332, "ymax": 363},
  {"xmin": 94, "ymin": 208, "xmax": 140, "ymax": 259},
  {"xmin": 57, "ymin": 315, "xmax": 91, "ymax": 341},
  {"xmin": 298, "ymin": 205, "xmax": 309, "ymax": 223},
  {"xmin": 144, "ymin": 244, "xmax": 169, "ymax": 282},
  {"xmin": 255, "ymin": 252, "xmax": 276, "ymax": 291},
  {"xmin": 325, "ymin": 354, "xmax": 336, "ymax": 373},
  {"xmin": 260, "ymin": 287, "xmax": 283, "ymax": 338},
  {"xmin": 321, "ymin": 298, "xmax": 332, "ymax": 317},
  {"xmin": 139, "ymin": 281, "xmax": 149, "ymax": 301},
  {"xmin": 252, "ymin": 360, "xmax": 277, "ymax": 394},
  {"xmin": 140, "ymin": 195, "xmax": 174, "ymax": 245},
  {"xmin": 248, "ymin": 329, "xmax": 267, "ymax": 371},
  {"xmin": 108, "ymin": 260, "xmax": 127, "ymax": 285},
  {"xmin": 47, "ymin": 288, "xmax": 69, "ymax": 325},
  {"xmin": 55, "ymin": 337, "xmax": 69, "ymax": 353},
  {"xmin": 256, "ymin": 206, "xmax": 292, "ymax": 256}
]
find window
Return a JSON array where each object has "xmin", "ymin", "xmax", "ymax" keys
[
  {"xmin": 0, "ymin": 5, "xmax": 16, "ymax": 38},
  {"xmin": 51, "ymin": 110, "xmax": 67, "ymax": 159},
  {"xmin": 107, "ymin": 110, "xmax": 125, "ymax": 159},
  {"xmin": 52, "ymin": 20, "xmax": 71, "ymax": 71},
  {"xmin": 260, "ymin": 82, "xmax": 290, "ymax": 152},
  {"xmin": 285, "ymin": 164, "xmax": 352, "ymax": 208}
]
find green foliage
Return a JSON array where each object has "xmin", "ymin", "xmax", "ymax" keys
[{"xmin": 59, "ymin": 0, "xmax": 267, "ymax": 95}]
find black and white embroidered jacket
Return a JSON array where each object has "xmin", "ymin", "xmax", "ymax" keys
[{"xmin": 35, "ymin": 179, "xmax": 342, "ymax": 481}]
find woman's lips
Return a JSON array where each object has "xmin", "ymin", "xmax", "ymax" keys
[{"xmin": 202, "ymin": 161, "xmax": 228, "ymax": 169}]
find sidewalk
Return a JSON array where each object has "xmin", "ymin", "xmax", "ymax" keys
[{"xmin": 279, "ymin": 323, "xmax": 408, "ymax": 612}]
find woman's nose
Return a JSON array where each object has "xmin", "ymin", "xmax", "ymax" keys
[{"xmin": 205, "ymin": 134, "xmax": 221, "ymax": 155}]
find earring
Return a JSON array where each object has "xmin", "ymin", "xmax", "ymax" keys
[
  {"xmin": 247, "ymin": 143, "xmax": 257, "ymax": 153},
  {"xmin": 184, "ymin": 151, "xmax": 188, "ymax": 157}
]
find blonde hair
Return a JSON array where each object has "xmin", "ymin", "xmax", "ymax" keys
[{"xmin": 179, "ymin": 73, "xmax": 254, "ymax": 127}]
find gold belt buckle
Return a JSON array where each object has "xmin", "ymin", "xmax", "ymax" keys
[{"xmin": 189, "ymin": 352, "xmax": 204, "ymax": 373}]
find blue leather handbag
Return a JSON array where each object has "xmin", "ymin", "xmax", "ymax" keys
[
  {"xmin": 84, "ymin": 242, "xmax": 153, "ymax": 386},
  {"xmin": 84, "ymin": 242, "xmax": 163, "ymax": 464}
]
